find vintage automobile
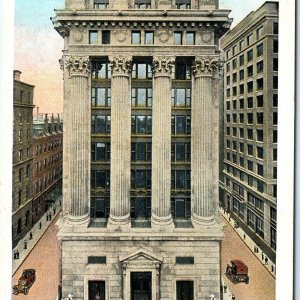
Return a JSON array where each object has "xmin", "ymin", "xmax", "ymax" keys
[
  {"xmin": 12, "ymin": 269, "xmax": 36, "ymax": 295},
  {"xmin": 225, "ymin": 260, "xmax": 249, "ymax": 284}
]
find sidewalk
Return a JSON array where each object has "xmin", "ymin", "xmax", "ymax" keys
[
  {"xmin": 219, "ymin": 208, "xmax": 276, "ymax": 278},
  {"xmin": 221, "ymin": 276, "xmax": 236, "ymax": 300},
  {"xmin": 12, "ymin": 196, "xmax": 62, "ymax": 275}
]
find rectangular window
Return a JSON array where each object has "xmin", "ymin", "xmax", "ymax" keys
[
  {"xmin": 257, "ymin": 129, "xmax": 263, "ymax": 142},
  {"xmin": 19, "ymin": 149, "xmax": 23, "ymax": 161},
  {"xmin": 174, "ymin": 32, "xmax": 183, "ymax": 45},
  {"xmin": 247, "ymin": 33, "xmax": 253, "ymax": 45},
  {"xmin": 239, "ymin": 84, "xmax": 244, "ymax": 95},
  {"xmin": 131, "ymin": 197, "xmax": 151, "ymax": 219},
  {"xmin": 132, "ymin": 62, "xmax": 152, "ymax": 79},
  {"xmin": 247, "ymin": 112, "xmax": 253, "ymax": 124},
  {"xmin": 247, "ymin": 49, "xmax": 253, "ymax": 62},
  {"xmin": 226, "ymin": 62, "xmax": 230, "ymax": 72},
  {"xmin": 273, "ymin": 76, "xmax": 278, "ymax": 89},
  {"xmin": 89, "ymin": 31, "xmax": 98, "ymax": 44},
  {"xmin": 171, "ymin": 198, "xmax": 191, "ymax": 219},
  {"xmin": 91, "ymin": 170, "xmax": 110, "ymax": 189},
  {"xmin": 232, "ymin": 113, "xmax": 237, "ymax": 123},
  {"xmin": 273, "ymin": 130, "xmax": 278, "ymax": 143},
  {"xmin": 131, "ymin": 170, "xmax": 151, "ymax": 189},
  {"xmin": 239, "ymin": 128, "xmax": 244, "ymax": 138},
  {"xmin": 239, "ymin": 69, "xmax": 244, "ymax": 81},
  {"xmin": 247, "ymin": 81, "xmax": 253, "ymax": 93},
  {"xmin": 92, "ymin": 61, "xmax": 111, "ymax": 79},
  {"xmin": 134, "ymin": 0, "xmax": 151, "ymax": 8},
  {"xmin": 174, "ymin": 60, "xmax": 192, "ymax": 80},
  {"xmin": 131, "ymin": 142, "xmax": 151, "ymax": 162},
  {"xmin": 132, "ymin": 31, "xmax": 141, "ymax": 44},
  {"xmin": 226, "ymin": 127, "xmax": 230, "ymax": 135},
  {"xmin": 273, "ymin": 40, "xmax": 278, "ymax": 53},
  {"xmin": 90, "ymin": 198, "xmax": 110, "ymax": 219},
  {"xmin": 239, "ymin": 39, "xmax": 245, "ymax": 50},
  {"xmin": 273, "ymin": 167, "xmax": 277, "ymax": 179},
  {"xmin": 19, "ymin": 168, "xmax": 23, "ymax": 182},
  {"xmin": 257, "ymin": 147, "xmax": 264, "ymax": 160},
  {"xmin": 257, "ymin": 61, "xmax": 263, "ymax": 74},
  {"xmin": 91, "ymin": 87, "xmax": 111, "ymax": 107},
  {"xmin": 171, "ymin": 170, "xmax": 191, "ymax": 190},
  {"xmin": 247, "ymin": 144, "xmax": 253, "ymax": 156},
  {"xmin": 232, "ymin": 45, "xmax": 237, "ymax": 55},
  {"xmin": 273, "ymin": 94, "xmax": 278, "ymax": 107},
  {"xmin": 257, "ymin": 95, "xmax": 264, "ymax": 107},
  {"xmin": 186, "ymin": 32, "xmax": 195, "ymax": 45},
  {"xmin": 257, "ymin": 112, "xmax": 264, "ymax": 124},
  {"xmin": 239, "ymin": 98, "xmax": 244, "ymax": 109},
  {"xmin": 271, "ymin": 227, "xmax": 276, "ymax": 250},
  {"xmin": 176, "ymin": 0, "xmax": 191, "ymax": 9},
  {"xmin": 257, "ymin": 26, "xmax": 263, "ymax": 39},
  {"xmin": 273, "ymin": 22, "xmax": 279, "ymax": 34},
  {"xmin": 102, "ymin": 30, "xmax": 110, "ymax": 44},
  {"xmin": 91, "ymin": 115, "xmax": 111, "ymax": 134},
  {"xmin": 273, "ymin": 148, "xmax": 277, "ymax": 161},
  {"xmin": 273, "ymin": 58, "xmax": 278, "ymax": 71},
  {"xmin": 247, "ymin": 128, "xmax": 253, "ymax": 140},
  {"xmin": 257, "ymin": 43, "xmax": 264, "ymax": 57},
  {"xmin": 233, "ymin": 127, "xmax": 237, "ymax": 136},
  {"xmin": 232, "ymin": 59, "xmax": 237, "ymax": 70},
  {"xmin": 257, "ymin": 179, "xmax": 264, "ymax": 193},
  {"xmin": 247, "ymin": 209, "xmax": 255, "ymax": 230},
  {"xmin": 88, "ymin": 281, "xmax": 105, "ymax": 300},
  {"xmin": 256, "ymin": 216, "xmax": 264, "ymax": 238},
  {"xmin": 131, "ymin": 88, "xmax": 152, "ymax": 107},
  {"xmin": 257, "ymin": 78, "xmax": 264, "ymax": 90},
  {"xmin": 239, "ymin": 142, "xmax": 244, "ymax": 153},
  {"xmin": 247, "ymin": 65, "xmax": 253, "ymax": 77},
  {"xmin": 240, "ymin": 157, "xmax": 244, "ymax": 167},
  {"xmin": 171, "ymin": 88, "xmax": 191, "ymax": 107},
  {"xmin": 232, "ymin": 73, "xmax": 237, "ymax": 83},
  {"xmin": 145, "ymin": 31, "xmax": 154, "ymax": 44},
  {"xmin": 132, "ymin": 115, "xmax": 152, "ymax": 134},
  {"xmin": 91, "ymin": 142, "xmax": 110, "ymax": 161},
  {"xmin": 232, "ymin": 87, "xmax": 237, "ymax": 97},
  {"xmin": 171, "ymin": 143, "xmax": 191, "ymax": 162}
]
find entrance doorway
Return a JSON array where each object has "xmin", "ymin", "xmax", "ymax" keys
[
  {"xmin": 176, "ymin": 280, "xmax": 194, "ymax": 300},
  {"xmin": 130, "ymin": 272, "xmax": 152, "ymax": 300}
]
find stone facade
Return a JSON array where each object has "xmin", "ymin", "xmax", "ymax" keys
[
  {"xmin": 219, "ymin": 2, "xmax": 278, "ymax": 262},
  {"xmin": 53, "ymin": 0, "xmax": 231, "ymax": 299},
  {"xmin": 32, "ymin": 113, "xmax": 63, "ymax": 224},
  {"xmin": 12, "ymin": 70, "xmax": 35, "ymax": 248}
]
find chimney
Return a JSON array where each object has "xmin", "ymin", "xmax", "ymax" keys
[{"xmin": 14, "ymin": 70, "xmax": 22, "ymax": 81}]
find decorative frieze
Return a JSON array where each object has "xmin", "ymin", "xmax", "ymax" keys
[
  {"xmin": 109, "ymin": 55, "xmax": 132, "ymax": 77},
  {"xmin": 192, "ymin": 56, "xmax": 221, "ymax": 76},
  {"xmin": 65, "ymin": 56, "xmax": 91, "ymax": 77},
  {"xmin": 152, "ymin": 56, "xmax": 175, "ymax": 77}
]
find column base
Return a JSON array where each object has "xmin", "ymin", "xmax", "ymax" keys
[
  {"xmin": 107, "ymin": 214, "xmax": 131, "ymax": 231},
  {"xmin": 191, "ymin": 213, "xmax": 215, "ymax": 228},
  {"xmin": 151, "ymin": 213, "xmax": 174, "ymax": 231},
  {"xmin": 67, "ymin": 213, "xmax": 89, "ymax": 225}
]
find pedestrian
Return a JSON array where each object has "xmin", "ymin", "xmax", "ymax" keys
[
  {"xmin": 46, "ymin": 213, "xmax": 49, "ymax": 221},
  {"xmin": 53, "ymin": 206, "xmax": 56, "ymax": 215},
  {"xmin": 16, "ymin": 250, "xmax": 19, "ymax": 259},
  {"xmin": 243, "ymin": 233, "xmax": 246, "ymax": 240},
  {"xmin": 39, "ymin": 221, "xmax": 42, "ymax": 229},
  {"xmin": 223, "ymin": 283, "xmax": 227, "ymax": 293},
  {"xmin": 49, "ymin": 212, "xmax": 52, "ymax": 221},
  {"xmin": 265, "ymin": 257, "xmax": 268, "ymax": 265},
  {"xmin": 24, "ymin": 240, "xmax": 27, "ymax": 250},
  {"xmin": 232, "ymin": 295, "xmax": 235, "ymax": 300},
  {"xmin": 29, "ymin": 232, "xmax": 33, "ymax": 240},
  {"xmin": 229, "ymin": 216, "xmax": 231, "ymax": 221},
  {"xmin": 13, "ymin": 250, "xmax": 16, "ymax": 259},
  {"xmin": 261, "ymin": 252, "xmax": 264, "ymax": 260},
  {"xmin": 271, "ymin": 265, "xmax": 274, "ymax": 272}
]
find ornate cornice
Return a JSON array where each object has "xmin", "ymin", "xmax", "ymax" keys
[
  {"xmin": 152, "ymin": 56, "xmax": 175, "ymax": 77},
  {"xmin": 192, "ymin": 56, "xmax": 222, "ymax": 76},
  {"xmin": 109, "ymin": 55, "xmax": 132, "ymax": 77},
  {"xmin": 64, "ymin": 56, "xmax": 91, "ymax": 77}
]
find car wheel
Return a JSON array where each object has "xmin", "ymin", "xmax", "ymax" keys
[
  {"xmin": 232, "ymin": 276, "xmax": 238, "ymax": 284},
  {"xmin": 12, "ymin": 286, "xmax": 19, "ymax": 295},
  {"xmin": 245, "ymin": 277, "xmax": 249, "ymax": 284},
  {"xmin": 24, "ymin": 286, "xmax": 29, "ymax": 295}
]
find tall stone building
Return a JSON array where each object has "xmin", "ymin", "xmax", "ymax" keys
[
  {"xmin": 53, "ymin": 1, "xmax": 231, "ymax": 299},
  {"xmin": 219, "ymin": 1, "xmax": 278, "ymax": 262},
  {"xmin": 32, "ymin": 113, "xmax": 63, "ymax": 224},
  {"xmin": 12, "ymin": 70, "xmax": 35, "ymax": 247}
]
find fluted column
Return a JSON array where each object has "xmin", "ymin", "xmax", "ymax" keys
[
  {"xmin": 64, "ymin": 55, "xmax": 91, "ymax": 224},
  {"xmin": 191, "ymin": 56, "xmax": 221, "ymax": 226},
  {"xmin": 151, "ymin": 56, "xmax": 175, "ymax": 230},
  {"xmin": 108, "ymin": 55, "xmax": 132, "ymax": 229}
]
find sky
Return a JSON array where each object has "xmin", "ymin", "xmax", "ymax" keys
[{"xmin": 13, "ymin": 0, "xmax": 270, "ymax": 114}]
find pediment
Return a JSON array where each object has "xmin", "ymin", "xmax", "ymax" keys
[{"xmin": 119, "ymin": 247, "xmax": 163, "ymax": 264}]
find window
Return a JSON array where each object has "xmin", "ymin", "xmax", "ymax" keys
[
  {"xmin": 270, "ymin": 207, "xmax": 277, "ymax": 221},
  {"xmin": 257, "ymin": 26, "xmax": 263, "ymax": 39},
  {"xmin": 273, "ymin": 58, "xmax": 278, "ymax": 71},
  {"xmin": 239, "ymin": 142, "xmax": 244, "ymax": 153},
  {"xmin": 131, "ymin": 88, "xmax": 152, "ymax": 107},
  {"xmin": 91, "ymin": 142, "xmax": 110, "ymax": 161},
  {"xmin": 239, "ymin": 84, "xmax": 244, "ymax": 95},
  {"xmin": 273, "ymin": 167, "xmax": 277, "ymax": 179},
  {"xmin": 171, "ymin": 143, "xmax": 191, "ymax": 162},
  {"xmin": 247, "ymin": 129, "xmax": 253, "ymax": 140},
  {"xmin": 256, "ymin": 216, "xmax": 264, "ymax": 238},
  {"xmin": 273, "ymin": 130, "xmax": 278, "ymax": 143},
  {"xmin": 239, "ymin": 98, "xmax": 244, "ymax": 109},
  {"xmin": 232, "ymin": 45, "xmax": 237, "ymax": 55},
  {"xmin": 171, "ymin": 170, "xmax": 191, "ymax": 189},
  {"xmin": 240, "ymin": 157, "xmax": 244, "ymax": 167},
  {"xmin": 132, "ymin": 62, "xmax": 152, "ymax": 79},
  {"xmin": 273, "ymin": 185, "xmax": 277, "ymax": 198},
  {"xmin": 232, "ymin": 87, "xmax": 237, "ymax": 97},
  {"xmin": 26, "ymin": 164, "xmax": 30, "ymax": 177},
  {"xmin": 247, "ymin": 144, "xmax": 253, "ymax": 156},
  {"xmin": 226, "ymin": 62, "xmax": 230, "ymax": 72},
  {"xmin": 257, "ymin": 147, "xmax": 263, "ymax": 159},
  {"xmin": 247, "ymin": 112, "xmax": 253, "ymax": 124},
  {"xmin": 273, "ymin": 148, "xmax": 277, "ymax": 161},
  {"xmin": 257, "ymin": 78, "xmax": 264, "ymax": 90},
  {"xmin": 89, "ymin": 31, "xmax": 98, "ymax": 44},
  {"xmin": 239, "ymin": 69, "xmax": 244, "ymax": 80},
  {"xmin": 226, "ymin": 114, "xmax": 230, "ymax": 122},
  {"xmin": 171, "ymin": 198, "xmax": 191, "ymax": 219},
  {"xmin": 226, "ymin": 76, "xmax": 230, "ymax": 85},
  {"xmin": 91, "ymin": 170, "xmax": 110, "ymax": 189},
  {"xmin": 17, "ymin": 218, "xmax": 22, "ymax": 234},
  {"xmin": 257, "ymin": 95, "xmax": 264, "ymax": 107},
  {"xmin": 239, "ymin": 128, "xmax": 244, "ymax": 138},
  {"xmin": 233, "ymin": 127, "xmax": 237, "ymax": 136},
  {"xmin": 145, "ymin": 31, "xmax": 154, "ymax": 44},
  {"xmin": 174, "ymin": 32, "xmax": 183, "ymax": 45},
  {"xmin": 18, "ymin": 129, "xmax": 22, "ymax": 142},
  {"xmin": 273, "ymin": 22, "xmax": 279, "ymax": 34},
  {"xmin": 18, "ymin": 168, "xmax": 23, "ymax": 182},
  {"xmin": 273, "ymin": 112, "xmax": 278, "ymax": 125},
  {"xmin": 257, "ymin": 112, "xmax": 264, "ymax": 124},
  {"xmin": 25, "ymin": 210, "xmax": 30, "ymax": 227},
  {"xmin": 91, "ymin": 87, "xmax": 111, "ymax": 107},
  {"xmin": 232, "ymin": 73, "xmax": 237, "ymax": 83},
  {"xmin": 132, "ymin": 31, "xmax": 141, "ymax": 44},
  {"xmin": 232, "ymin": 59, "xmax": 237, "ymax": 70},
  {"xmin": 131, "ymin": 142, "xmax": 151, "ymax": 161},
  {"xmin": 19, "ymin": 149, "xmax": 23, "ymax": 161},
  {"xmin": 171, "ymin": 88, "xmax": 191, "ymax": 107},
  {"xmin": 226, "ymin": 127, "xmax": 230, "ymax": 135},
  {"xmin": 173, "ymin": 60, "xmax": 192, "ymax": 80},
  {"xmin": 226, "ymin": 140, "xmax": 230, "ymax": 148},
  {"xmin": 273, "ymin": 76, "xmax": 278, "ymax": 89},
  {"xmin": 91, "ymin": 115, "xmax": 111, "ymax": 134},
  {"xmin": 132, "ymin": 115, "xmax": 152, "ymax": 134},
  {"xmin": 225, "ymin": 101, "xmax": 230, "ymax": 110},
  {"xmin": 131, "ymin": 197, "xmax": 151, "ymax": 219},
  {"xmin": 226, "ymin": 89, "xmax": 230, "ymax": 98},
  {"xmin": 247, "ymin": 49, "xmax": 253, "ymax": 62},
  {"xmin": 134, "ymin": 0, "xmax": 151, "ymax": 8},
  {"xmin": 257, "ymin": 129, "xmax": 263, "ymax": 142},
  {"xmin": 131, "ymin": 170, "xmax": 151, "ymax": 189},
  {"xmin": 257, "ymin": 61, "xmax": 263, "ymax": 74},
  {"xmin": 18, "ymin": 190, "xmax": 22, "ymax": 206},
  {"xmin": 247, "ymin": 81, "xmax": 253, "ymax": 93},
  {"xmin": 102, "ymin": 30, "xmax": 110, "ymax": 44},
  {"xmin": 271, "ymin": 227, "xmax": 276, "ymax": 250},
  {"xmin": 239, "ymin": 39, "xmax": 245, "ymax": 50},
  {"xmin": 176, "ymin": 0, "xmax": 191, "ymax": 9},
  {"xmin": 92, "ymin": 61, "xmax": 111, "ymax": 79},
  {"xmin": 176, "ymin": 281, "xmax": 194, "ymax": 300},
  {"xmin": 247, "ymin": 209, "xmax": 255, "ymax": 230},
  {"xmin": 88, "ymin": 281, "xmax": 105, "ymax": 300},
  {"xmin": 257, "ymin": 180, "xmax": 264, "ymax": 193},
  {"xmin": 247, "ymin": 65, "xmax": 253, "ymax": 77},
  {"xmin": 186, "ymin": 32, "xmax": 195, "ymax": 45},
  {"xmin": 247, "ymin": 33, "xmax": 253, "ymax": 45},
  {"xmin": 273, "ymin": 40, "xmax": 278, "ymax": 53}
]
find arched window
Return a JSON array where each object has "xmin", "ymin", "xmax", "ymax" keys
[{"xmin": 25, "ymin": 210, "xmax": 30, "ymax": 226}]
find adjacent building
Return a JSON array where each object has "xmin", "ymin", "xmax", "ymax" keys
[
  {"xmin": 32, "ymin": 113, "xmax": 63, "ymax": 225},
  {"xmin": 12, "ymin": 70, "xmax": 35, "ymax": 248},
  {"xmin": 53, "ymin": 0, "xmax": 231, "ymax": 299},
  {"xmin": 220, "ymin": 1, "xmax": 278, "ymax": 262}
]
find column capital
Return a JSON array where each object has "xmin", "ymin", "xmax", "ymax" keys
[
  {"xmin": 109, "ymin": 55, "xmax": 132, "ymax": 77},
  {"xmin": 152, "ymin": 56, "xmax": 175, "ymax": 77},
  {"xmin": 192, "ymin": 56, "xmax": 222, "ymax": 77},
  {"xmin": 64, "ymin": 55, "xmax": 91, "ymax": 77}
]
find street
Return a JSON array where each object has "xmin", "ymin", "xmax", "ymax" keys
[
  {"xmin": 220, "ymin": 215, "xmax": 275, "ymax": 300},
  {"xmin": 12, "ymin": 214, "xmax": 60, "ymax": 300}
]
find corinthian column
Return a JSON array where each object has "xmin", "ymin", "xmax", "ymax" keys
[
  {"xmin": 108, "ymin": 55, "xmax": 132, "ymax": 230},
  {"xmin": 64, "ymin": 55, "xmax": 91, "ymax": 224},
  {"xmin": 191, "ymin": 56, "xmax": 221, "ymax": 226},
  {"xmin": 151, "ymin": 56, "xmax": 175, "ymax": 230}
]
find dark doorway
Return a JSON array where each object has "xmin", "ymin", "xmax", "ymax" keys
[
  {"xmin": 88, "ymin": 281, "xmax": 105, "ymax": 300},
  {"xmin": 176, "ymin": 281, "xmax": 194, "ymax": 300},
  {"xmin": 131, "ymin": 272, "xmax": 152, "ymax": 300}
]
